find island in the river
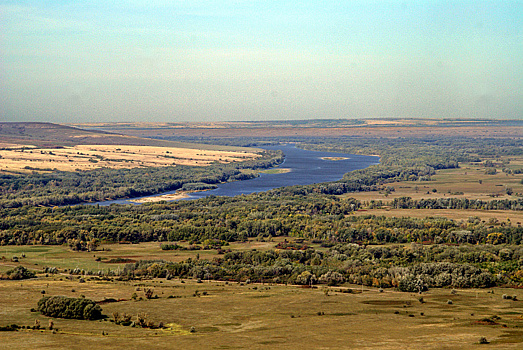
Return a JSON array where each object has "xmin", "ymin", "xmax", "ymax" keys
[
  {"xmin": 260, "ymin": 168, "xmax": 292, "ymax": 174},
  {"xmin": 321, "ymin": 156, "xmax": 349, "ymax": 161}
]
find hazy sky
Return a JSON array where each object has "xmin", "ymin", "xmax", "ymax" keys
[{"xmin": 1, "ymin": 1, "xmax": 522, "ymax": 123}]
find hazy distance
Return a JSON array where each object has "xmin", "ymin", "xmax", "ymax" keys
[{"xmin": 1, "ymin": 1, "xmax": 522, "ymax": 123}]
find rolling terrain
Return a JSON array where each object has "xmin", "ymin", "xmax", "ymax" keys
[
  {"xmin": 0, "ymin": 122, "xmax": 260, "ymax": 173},
  {"xmin": 1, "ymin": 119, "xmax": 522, "ymax": 349}
]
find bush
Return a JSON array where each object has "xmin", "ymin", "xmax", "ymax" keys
[
  {"xmin": 37, "ymin": 296, "xmax": 103, "ymax": 320},
  {"xmin": 2, "ymin": 266, "xmax": 36, "ymax": 280}
]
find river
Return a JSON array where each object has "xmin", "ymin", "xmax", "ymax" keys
[{"xmin": 95, "ymin": 145, "xmax": 379, "ymax": 205}]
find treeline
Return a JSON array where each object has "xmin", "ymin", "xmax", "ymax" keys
[
  {"xmin": 0, "ymin": 149, "xmax": 284, "ymax": 208},
  {"xmin": 1, "ymin": 195, "xmax": 522, "ymax": 247},
  {"xmin": 38, "ymin": 241, "xmax": 523, "ymax": 288},
  {"xmin": 117, "ymin": 241, "xmax": 523, "ymax": 288},
  {"xmin": 392, "ymin": 196, "xmax": 523, "ymax": 211}
]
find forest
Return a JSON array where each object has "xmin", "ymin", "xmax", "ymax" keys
[
  {"xmin": 2, "ymin": 191, "xmax": 523, "ymax": 288},
  {"xmin": 1, "ymin": 131, "xmax": 522, "ymax": 292}
]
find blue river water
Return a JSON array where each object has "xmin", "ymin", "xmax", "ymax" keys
[{"xmin": 96, "ymin": 145, "xmax": 379, "ymax": 205}]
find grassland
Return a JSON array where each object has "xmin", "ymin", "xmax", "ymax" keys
[
  {"xmin": 344, "ymin": 153, "xmax": 523, "ymax": 223},
  {"xmin": 0, "ymin": 144, "xmax": 260, "ymax": 173},
  {"xmin": 0, "ymin": 123, "xmax": 263, "ymax": 174},
  {"xmin": 2, "ymin": 242, "xmax": 523, "ymax": 349},
  {"xmin": 344, "ymin": 156, "xmax": 522, "ymax": 205}
]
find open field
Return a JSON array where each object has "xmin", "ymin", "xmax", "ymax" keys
[
  {"xmin": 0, "ymin": 123, "xmax": 262, "ymax": 174},
  {"xmin": 0, "ymin": 240, "xmax": 292, "ymax": 274},
  {"xmin": 346, "ymin": 156, "xmax": 523, "ymax": 223},
  {"xmin": 0, "ymin": 144, "xmax": 260, "ymax": 173},
  {"xmin": 4, "ymin": 279, "xmax": 523, "ymax": 349},
  {"xmin": 346, "ymin": 158, "xmax": 523, "ymax": 203},
  {"xmin": 1, "ymin": 242, "xmax": 523, "ymax": 349},
  {"xmin": 72, "ymin": 119, "xmax": 523, "ymax": 139}
]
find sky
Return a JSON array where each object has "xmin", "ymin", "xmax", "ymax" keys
[{"xmin": 1, "ymin": 1, "xmax": 522, "ymax": 123}]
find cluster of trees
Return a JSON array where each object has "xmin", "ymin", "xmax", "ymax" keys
[
  {"xmin": 37, "ymin": 296, "xmax": 102, "ymax": 320},
  {"xmin": 1, "ymin": 266, "xmax": 35, "ymax": 280},
  {"xmin": 36, "ymin": 239, "xmax": 523, "ymax": 288}
]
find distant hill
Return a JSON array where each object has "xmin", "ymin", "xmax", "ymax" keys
[
  {"xmin": 70, "ymin": 119, "xmax": 523, "ymax": 140},
  {"xmin": 0, "ymin": 122, "xmax": 246, "ymax": 151}
]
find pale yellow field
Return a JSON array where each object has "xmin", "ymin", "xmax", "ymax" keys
[{"xmin": 0, "ymin": 144, "xmax": 260, "ymax": 173}]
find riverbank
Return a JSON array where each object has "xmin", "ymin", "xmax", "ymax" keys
[
  {"xmin": 130, "ymin": 192, "xmax": 190, "ymax": 203},
  {"xmin": 91, "ymin": 145, "xmax": 379, "ymax": 205}
]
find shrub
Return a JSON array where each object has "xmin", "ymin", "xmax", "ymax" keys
[
  {"xmin": 144, "ymin": 288, "xmax": 154, "ymax": 299},
  {"xmin": 37, "ymin": 296, "xmax": 102, "ymax": 320},
  {"xmin": 2, "ymin": 266, "xmax": 36, "ymax": 280},
  {"xmin": 0, "ymin": 324, "xmax": 20, "ymax": 332}
]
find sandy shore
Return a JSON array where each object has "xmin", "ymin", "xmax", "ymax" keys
[
  {"xmin": 260, "ymin": 168, "xmax": 292, "ymax": 174},
  {"xmin": 130, "ymin": 192, "xmax": 190, "ymax": 203}
]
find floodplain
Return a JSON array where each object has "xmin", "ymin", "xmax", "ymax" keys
[{"xmin": 2, "ymin": 243, "xmax": 523, "ymax": 350}]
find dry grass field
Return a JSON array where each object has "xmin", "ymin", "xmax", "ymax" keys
[
  {"xmin": 0, "ymin": 144, "xmax": 260, "ymax": 173},
  {"xmin": 4, "ymin": 279, "xmax": 523, "ymax": 350},
  {"xmin": 73, "ymin": 120, "xmax": 523, "ymax": 139},
  {"xmin": 0, "ymin": 123, "xmax": 262, "ymax": 174},
  {"xmin": 347, "ymin": 158, "xmax": 523, "ymax": 203},
  {"xmin": 1, "ymin": 243, "xmax": 523, "ymax": 349}
]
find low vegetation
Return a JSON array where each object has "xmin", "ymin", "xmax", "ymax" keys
[{"xmin": 1, "ymin": 266, "xmax": 36, "ymax": 280}]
